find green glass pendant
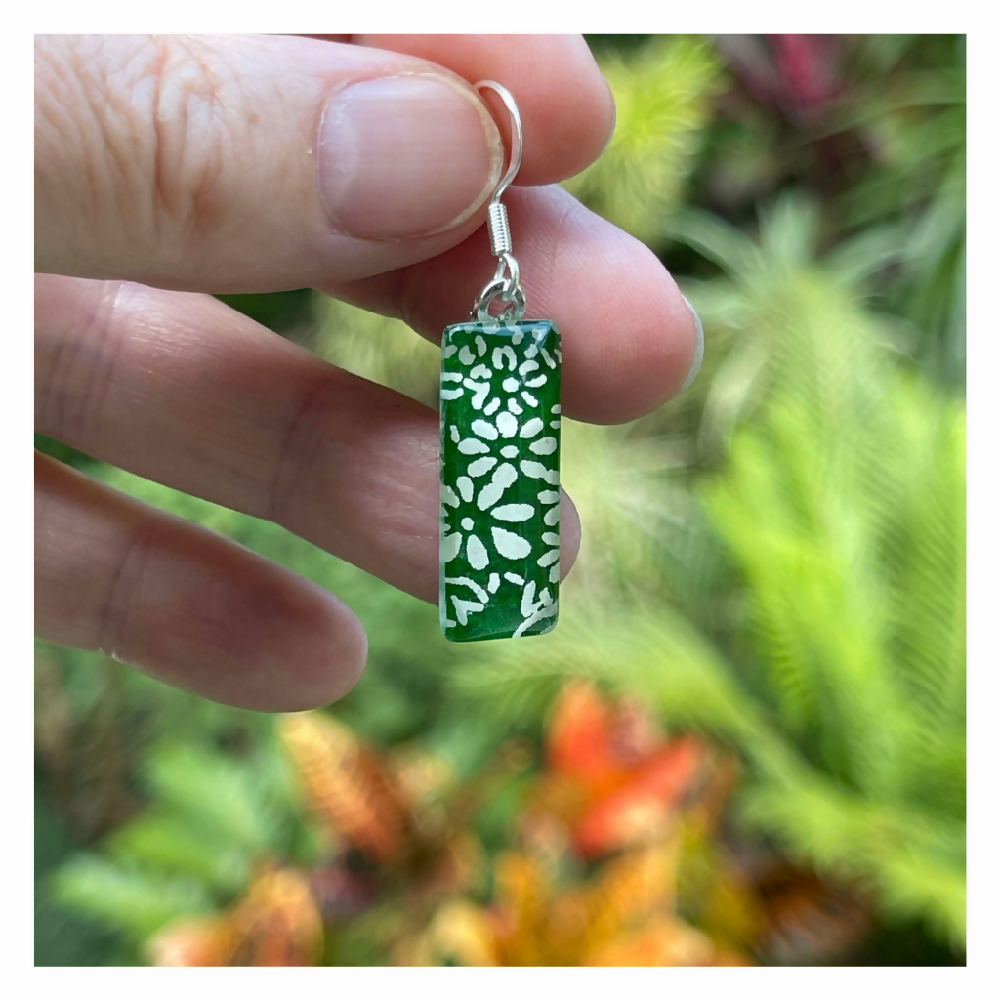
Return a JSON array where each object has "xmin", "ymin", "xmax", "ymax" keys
[
  {"xmin": 439, "ymin": 81, "xmax": 562, "ymax": 641},
  {"xmin": 439, "ymin": 319, "xmax": 561, "ymax": 642}
]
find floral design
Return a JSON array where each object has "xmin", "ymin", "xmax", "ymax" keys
[{"xmin": 439, "ymin": 320, "xmax": 562, "ymax": 641}]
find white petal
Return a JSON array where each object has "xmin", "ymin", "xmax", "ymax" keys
[
  {"xmin": 501, "ymin": 445, "xmax": 519, "ymax": 459},
  {"xmin": 502, "ymin": 377, "xmax": 519, "ymax": 393},
  {"xmin": 463, "ymin": 380, "xmax": 490, "ymax": 410},
  {"xmin": 504, "ymin": 572, "xmax": 525, "ymax": 585},
  {"xmin": 491, "ymin": 527, "xmax": 532, "ymax": 560},
  {"xmin": 476, "ymin": 335, "xmax": 487, "ymax": 356},
  {"xmin": 507, "ymin": 399, "xmax": 523, "ymax": 415},
  {"xmin": 521, "ymin": 392, "xmax": 538, "ymax": 407},
  {"xmin": 521, "ymin": 460, "xmax": 559, "ymax": 484},
  {"xmin": 523, "ymin": 344, "xmax": 539, "ymax": 358},
  {"xmin": 525, "ymin": 374, "xmax": 548, "ymax": 388},
  {"xmin": 529, "ymin": 436, "xmax": 557, "ymax": 455},
  {"xmin": 457, "ymin": 477, "xmax": 474, "ymax": 502},
  {"xmin": 449, "ymin": 425, "xmax": 460, "ymax": 442},
  {"xmin": 467, "ymin": 534, "xmax": 489, "ymax": 570},
  {"xmin": 468, "ymin": 456, "xmax": 498, "ymax": 478},
  {"xmin": 442, "ymin": 372, "xmax": 463, "ymax": 382},
  {"xmin": 458, "ymin": 438, "xmax": 490, "ymax": 455},
  {"xmin": 442, "ymin": 485, "xmax": 460, "ymax": 507},
  {"xmin": 458, "ymin": 346, "xmax": 476, "ymax": 365},
  {"xmin": 537, "ymin": 490, "xmax": 560, "ymax": 504},
  {"xmin": 470, "ymin": 363, "xmax": 492, "ymax": 380},
  {"xmin": 484, "ymin": 397, "xmax": 501, "ymax": 416},
  {"xmin": 441, "ymin": 532, "xmax": 463, "ymax": 562},
  {"xmin": 552, "ymin": 405, "xmax": 562, "ymax": 414},
  {"xmin": 472, "ymin": 420, "xmax": 498, "ymax": 440},
  {"xmin": 544, "ymin": 506, "xmax": 560, "ymax": 526},
  {"xmin": 542, "ymin": 532, "xmax": 560, "ymax": 546},
  {"xmin": 511, "ymin": 331, "xmax": 524, "ymax": 346},
  {"xmin": 520, "ymin": 417, "xmax": 544, "ymax": 438},
  {"xmin": 538, "ymin": 549, "xmax": 559, "ymax": 567},
  {"xmin": 477, "ymin": 463, "xmax": 518, "ymax": 510},
  {"xmin": 491, "ymin": 503, "xmax": 535, "ymax": 522},
  {"xmin": 496, "ymin": 411, "xmax": 518, "ymax": 438},
  {"xmin": 520, "ymin": 580, "xmax": 537, "ymax": 616},
  {"xmin": 445, "ymin": 575, "xmax": 489, "ymax": 603},
  {"xmin": 442, "ymin": 344, "xmax": 458, "ymax": 359},
  {"xmin": 539, "ymin": 348, "xmax": 557, "ymax": 369},
  {"xmin": 549, "ymin": 564, "xmax": 560, "ymax": 583},
  {"xmin": 513, "ymin": 600, "xmax": 559, "ymax": 638},
  {"xmin": 493, "ymin": 346, "xmax": 517, "ymax": 371},
  {"xmin": 441, "ymin": 388, "xmax": 464, "ymax": 400},
  {"xmin": 487, "ymin": 572, "xmax": 501, "ymax": 594},
  {"xmin": 519, "ymin": 359, "xmax": 539, "ymax": 377},
  {"xmin": 451, "ymin": 595, "xmax": 483, "ymax": 626}
]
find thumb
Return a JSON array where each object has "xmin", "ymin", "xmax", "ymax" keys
[{"xmin": 35, "ymin": 34, "xmax": 503, "ymax": 291}]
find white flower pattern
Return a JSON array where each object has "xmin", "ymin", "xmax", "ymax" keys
[{"xmin": 439, "ymin": 320, "xmax": 562, "ymax": 639}]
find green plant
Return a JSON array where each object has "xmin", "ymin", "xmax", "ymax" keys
[
  {"xmin": 36, "ymin": 35, "xmax": 966, "ymax": 965},
  {"xmin": 565, "ymin": 35, "xmax": 724, "ymax": 244},
  {"xmin": 455, "ymin": 196, "xmax": 966, "ymax": 947},
  {"xmin": 835, "ymin": 35, "xmax": 966, "ymax": 383},
  {"xmin": 52, "ymin": 735, "xmax": 314, "ymax": 952}
]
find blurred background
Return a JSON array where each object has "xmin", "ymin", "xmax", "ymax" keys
[{"xmin": 34, "ymin": 34, "xmax": 966, "ymax": 966}]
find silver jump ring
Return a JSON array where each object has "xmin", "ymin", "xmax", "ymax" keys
[
  {"xmin": 476, "ymin": 278, "xmax": 526, "ymax": 324},
  {"xmin": 474, "ymin": 249, "xmax": 525, "ymax": 322}
]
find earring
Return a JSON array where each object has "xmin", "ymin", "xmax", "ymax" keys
[{"xmin": 438, "ymin": 81, "xmax": 562, "ymax": 643}]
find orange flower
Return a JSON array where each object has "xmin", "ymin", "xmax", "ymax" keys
[
  {"xmin": 573, "ymin": 737, "xmax": 706, "ymax": 857},
  {"xmin": 538, "ymin": 680, "xmax": 711, "ymax": 859}
]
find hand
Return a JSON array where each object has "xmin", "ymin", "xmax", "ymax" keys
[{"xmin": 35, "ymin": 34, "xmax": 700, "ymax": 710}]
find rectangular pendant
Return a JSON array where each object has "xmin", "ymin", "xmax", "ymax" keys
[{"xmin": 439, "ymin": 319, "xmax": 562, "ymax": 642}]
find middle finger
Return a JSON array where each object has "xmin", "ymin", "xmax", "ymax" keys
[
  {"xmin": 34, "ymin": 273, "xmax": 583, "ymax": 603},
  {"xmin": 330, "ymin": 185, "xmax": 700, "ymax": 425}
]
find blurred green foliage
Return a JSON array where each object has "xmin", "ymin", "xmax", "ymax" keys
[
  {"xmin": 564, "ymin": 35, "xmax": 724, "ymax": 241},
  {"xmin": 457, "ymin": 195, "xmax": 966, "ymax": 944},
  {"xmin": 36, "ymin": 34, "xmax": 965, "ymax": 965}
]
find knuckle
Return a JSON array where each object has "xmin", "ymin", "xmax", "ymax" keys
[
  {"xmin": 36, "ymin": 36, "xmax": 234, "ymax": 265},
  {"xmin": 142, "ymin": 37, "xmax": 232, "ymax": 242},
  {"xmin": 35, "ymin": 280, "xmax": 134, "ymax": 441},
  {"xmin": 97, "ymin": 515, "xmax": 162, "ymax": 658},
  {"xmin": 264, "ymin": 374, "xmax": 336, "ymax": 526}
]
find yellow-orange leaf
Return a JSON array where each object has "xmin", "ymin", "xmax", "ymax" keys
[
  {"xmin": 149, "ymin": 869, "xmax": 322, "ymax": 967},
  {"xmin": 279, "ymin": 712, "xmax": 412, "ymax": 863},
  {"xmin": 585, "ymin": 917, "xmax": 716, "ymax": 967}
]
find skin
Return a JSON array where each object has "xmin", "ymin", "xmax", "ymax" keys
[{"xmin": 34, "ymin": 34, "xmax": 699, "ymax": 711}]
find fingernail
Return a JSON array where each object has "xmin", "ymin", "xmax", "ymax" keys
[
  {"xmin": 680, "ymin": 295, "xmax": 705, "ymax": 391},
  {"xmin": 600, "ymin": 76, "xmax": 617, "ymax": 154},
  {"xmin": 318, "ymin": 74, "xmax": 503, "ymax": 239}
]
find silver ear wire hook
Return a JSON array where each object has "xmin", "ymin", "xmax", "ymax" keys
[
  {"xmin": 472, "ymin": 81, "xmax": 526, "ymax": 323},
  {"xmin": 479, "ymin": 80, "xmax": 522, "ymax": 201}
]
